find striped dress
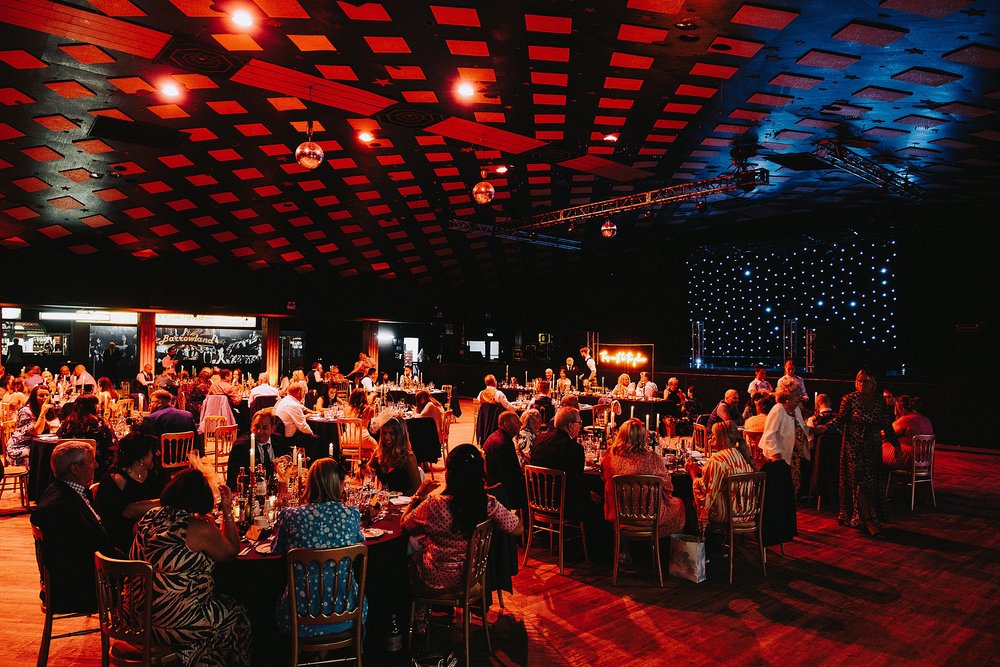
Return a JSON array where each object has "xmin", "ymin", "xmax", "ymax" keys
[
  {"xmin": 131, "ymin": 507, "xmax": 251, "ymax": 666},
  {"xmin": 693, "ymin": 447, "xmax": 755, "ymax": 533}
]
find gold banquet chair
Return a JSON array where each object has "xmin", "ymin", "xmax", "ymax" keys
[
  {"xmin": 708, "ymin": 471, "xmax": 767, "ymax": 584},
  {"xmin": 94, "ymin": 552, "xmax": 178, "ymax": 666},
  {"xmin": 522, "ymin": 465, "xmax": 588, "ymax": 575},
  {"xmin": 158, "ymin": 431, "xmax": 196, "ymax": 474},
  {"xmin": 287, "ymin": 544, "xmax": 368, "ymax": 667},
  {"xmin": 213, "ymin": 424, "xmax": 238, "ymax": 474},
  {"xmin": 612, "ymin": 474, "xmax": 664, "ymax": 587}
]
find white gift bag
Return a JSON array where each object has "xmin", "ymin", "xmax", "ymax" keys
[{"xmin": 669, "ymin": 534, "xmax": 706, "ymax": 583}]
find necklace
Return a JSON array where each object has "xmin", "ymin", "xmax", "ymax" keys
[{"xmin": 128, "ymin": 463, "xmax": 147, "ymax": 482}]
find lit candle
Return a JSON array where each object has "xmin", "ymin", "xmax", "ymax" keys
[
  {"xmin": 655, "ymin": 413, "xmax": 660, "ymax": 429},
  {"xmin": 645, "ymin": 415, "xmax": 650, "ymax": 432},
  {"xmin": 630, "ymin": 406, "xmax": 635, "ymax": 419},
  {"xmin": 297, "ymin": 452, "xmax": 303, "ymax": 479},
  {"xmin": 525, "ymin": 371, "xmax": 528, "ymax": 385},
  {"xmin": 329, "ymin": 442, "xmax": 334, "ymax": 458},
  {"xmin": 249, "ymin": 433, "xmax": 255, "ymax": 471},
  {"xmin": 138, "ymin": 393, "xmax": 143, "ymax": 411}
]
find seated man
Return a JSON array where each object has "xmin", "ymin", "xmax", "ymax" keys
[
  {"xmin": 71, "ymin": 364, "xmax": 97, "ymax": 394},
  {"xmin": 248, "ymin": 371, "xmax": 280, "ymax": 402},
  {"xmin": 530, "ymin": 407, "xmax": 594, "ymax": 520},
  {"xmin": 706, "ymin": 389, "xmax": 745, "ymax": 432},
  {"xmin": 226, "ymin": 411, "xmax": 288, "ymax": 489},
  {"xmin": 476, "ymin": 374, "xmax": 512, "ymax": 410},
  {"xmin": 30, "ymin": 440, "xmax": 113, "ymax": 613},
  {"xmin": 24, "ymin": 366, "xmax": 44, "ymax": 390},
  {"xmin": 136, "ymin": 389, "xmax": 197, "ymax": 439},
  {"xmin": 208, "ymin": 369, "xmax": 240, "ymax": 406},
  {"xmin": 635, "ymin": 372, "xmax": 659, "ymax": 399},
  {"xmin": 154, "ymin": 367, "xmax": 179, "ymax": 396},
  {"xmin": 274, "ymin": 382, "xmax": 322, "ymax": 459},
  {"xmin": 399, "ymin": 366, "xmax": 416, "ymax": 389},
  {"xmin": 483, "ymin": 411, "xmax": 527, "ymax": 513}
]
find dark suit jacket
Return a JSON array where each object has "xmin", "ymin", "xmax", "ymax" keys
[
  {"xmin": 530, "ymin": 429, "xmax": 588, "ymax": 519},
  {"xmin": 30, "ymin": 480, "xmax": 113, "ymax": 613},
  {"xmin": 226, "ymin": 434, "xmax": 289, "ymax": 489},
  {"xmin": 136, "ymin": 406, "xmax": 196, "ymax": 438},
  {"xmin": 482, "ymin": 429, "xmax": 526, "ymax": 511}
]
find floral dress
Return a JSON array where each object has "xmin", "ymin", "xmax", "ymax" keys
[
  {"xmin": 834, "ymin": 392, "xmax": 898, "ymax": 529},
  {"xmin": 131, "ymin": 507, "xmax": 251, "ymax": 666},
  {"xmin": 5, "ymin": 406, "xmax": 54, "ymax": 466},
  {"xmin": 272, "ymin": 500, "xmax": 367, "ymax": 637}
]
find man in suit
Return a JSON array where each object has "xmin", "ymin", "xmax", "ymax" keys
[
  {"xmin": 30, "ymin": 440, "xmax": 113, "ymax": 613},
  {"xmin": 482, "ymin": 410, "xmax": 527, "ymax": 514},
  {"xmin": 227, "ymin": 411, "xmax": 288, "ymax": 489},
  {"xmin": 102, "ymin": 341, "xmax": 122, "ymax": 383},
  {"xmin": 530, "ymin": 406, "xmax": 595, "ymax": 520},
  {"xmin": 136, "ymin": 389, "xmax": 196, "ymax": 438}
]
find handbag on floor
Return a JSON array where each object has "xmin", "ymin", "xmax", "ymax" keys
[{"xmin": 669, "ymin": 533, "xmax": 706, "ymax": 583}]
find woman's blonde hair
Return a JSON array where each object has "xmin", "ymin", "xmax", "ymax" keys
[
  {"xmin": 774, "ymin": 376, "xmax": 800, "ymax": 404},
  {"xmin": 520, "ymin": 408, "xmax": 541, "ymax": 430},
  {"xmin": 375, "ymin": 417, "xmax": 411, "ymax": 469},
  {"xmin": 711, "ymin": 421, "xmax": 735, "ymax": 449},
  {"xmin": 617, "ymin": 373, "xmax": 631, "ymax": 386},
  {"xmin": 305, "ymin": 458, "xmax": 343, "ymax": 504},
  {"xmin": 609, "ymin": 418, "xmax": 647, "ymax": 456}
]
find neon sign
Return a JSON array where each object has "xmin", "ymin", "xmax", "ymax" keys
[{"xmin": 599, "ymin": 349, "xmax": 649, "ymax": 368}]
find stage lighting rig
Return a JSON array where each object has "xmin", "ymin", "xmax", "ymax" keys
[
  {"xmin": 448, "ymin": 218, "xmax": 582, "ymax": 251},
  {"xmin": 812, "ymin": 140, "xmax": 924, "ymax": 202}
]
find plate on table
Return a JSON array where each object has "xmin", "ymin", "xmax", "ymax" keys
[
  {"xmin": 389, "ymin": 496, "xmax": 411, "ymax": 506},
  {"xmin": 254, "ymin": 542, "xmax": 273, "ymax": 555},
  {"xmin": 362, "ymin": 527, "xmax": 385, "ymax": 539},
  {"xmin": 38, "ymin": 434, "xmax": 58, "ymax": 440}
]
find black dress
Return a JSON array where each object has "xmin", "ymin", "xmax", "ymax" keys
[
  {"xmin": 370, "ymin": 458, "xmax": 414, "ymax": 494},
  {"xmin": 95, "ymin": 467, "xmax": 163, "ymax": 553}
]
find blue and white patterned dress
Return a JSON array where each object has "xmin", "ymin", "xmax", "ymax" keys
[{"xmin": 272, "ymin": 500, "xmax": 367, "ymax": 637}]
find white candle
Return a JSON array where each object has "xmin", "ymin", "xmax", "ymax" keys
[
  {"xmin": 329, "ymin": 442, "xmax": 334, "ymax": 458},
  {"xmin": 645, "ymin": 415, "xmax": 650, "ymax": 432},
  {"xmin": 525, "ymin": 371, "xmax": 528, "ymax": 385},
  {"xmin": 138, "ymin": 393, "xmax": 143, "ymax": 411},
  {"xmin": 249, "ymin": 433, "xmax": 255, "ymax": 470},
  {"xmin": 656, "ymin": 413, "xmax": 660, "ymax": 428},
  {"xmin": 297, "ymin": 452, "xmax": 303, "ymax": 479},
  {"xmin": 630, "ymin": 406, "xmax": 635, "ymax": 418}
]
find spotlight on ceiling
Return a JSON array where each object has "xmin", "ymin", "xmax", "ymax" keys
[
  {"xmin": 231, "ymin": 9, "xmax": 254, "ymax": 27},
  {"xmin": 357, "ymin": 131, "xmax": 374, "ymax": 143},
  {"xmin": 495, "ymin": 165, "xmax": 508, "ymax": 174},
  {"xmin": 161, "ymin": 83, "xmax": 181, "ymax": 98},
  {"xmin": 673, "ymin": 19, "xmax": 698, "ymax": 30},
  {"xmin": 457, "ymin": 82, "xmax": 476, "ymax": 99},
  {"xmin": 601, "ymin": 219, "xmax": 618, "ymax": 239},
  {"xmin": 603, "ymin": 132, "xmax": 619, "ymax": 142},
  {"xmin": 696, "ymin": 200, "xmax": 708, "ymax": 213},
  {"xmin": 472, "ymin": 168, "xmax": 495, "ymax": 205}
]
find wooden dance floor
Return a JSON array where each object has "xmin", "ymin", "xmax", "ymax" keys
[{"xmin": 1, "ymin": 441, "xmax": 997, "ymax": 665}]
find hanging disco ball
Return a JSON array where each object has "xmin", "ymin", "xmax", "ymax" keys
[
  {"xmin": 295, "ymin": 141, "xmax": 325, "ymax": 170},
  {"xmin": 472, "ymin": 179, "xmax": 495, "ymax": 204},
  {"xmin": 600, "ymin": 220, "xmax": 617, "ymax": 238}
]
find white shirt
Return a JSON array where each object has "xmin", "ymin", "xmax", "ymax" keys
[
  {"xmin": 584, "ymin": 356, "xmax": 597, "ymax": 378},
  {"xmin": 249, "ymin": 383, "xmax": 280, "ymax": 402},
  {"xmin": 136, "ymin": 371, "xmax": 154, "ymax": 388},
  {"xmin": 760, "ymin": 403, "xmax": 811, "ymax": 464},
  {"xmin": 274, "ymin": 395, "xmax": 313, "ymax": 438},
  {"xmin": 476, "ymin": 387, "xmax": 511, "ymax": 410},
  {"xmin": 360, "ymin": 376, "xmax": 375, "ymax": 391},
  {"xmin": 639, "ymin": 381, "xmax": 659, "ymax": 399},
  {"xmin": 73, "ymin": 371, "xmax": 96, "ymax": 390},
  {"xmin": 748, "ymin": 378, "xmax": 773, "ymax": 396}
]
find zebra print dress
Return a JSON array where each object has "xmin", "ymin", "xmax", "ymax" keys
[{"xmin": 131, "ymin": 506, "xmax": 251, "ymax": 666}]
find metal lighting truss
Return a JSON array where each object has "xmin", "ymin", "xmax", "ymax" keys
[
  {"xmin": 812, "ymin": 140, "xmax": 924, "ymax": 201},
  {"xmin": 513, "ymin": 168, "xmax": 770, "ymax": 232},
  {"xmin": 448, "ymin": 218, "xmax": 583, "ymax": 251}
]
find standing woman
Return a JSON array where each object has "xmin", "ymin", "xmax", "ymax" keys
[
  {"xmin": 834, "ymin": 370, "xmax": 900, "ymax": 537},
  {"xmin": 759, "ymin": 377, "xmax": 812, "ymax": 548}
]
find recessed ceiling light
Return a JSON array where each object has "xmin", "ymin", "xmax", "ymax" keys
[
  {"xmin": 358, "ymin": 131, "xmax": 374, "ymax": 143},
  {"xmin": 495, "ymin": 165, "xmax": 508, "ymax": 174},
  {"xmin": 603, "ymin": 133, "xmax": 619, "ymax": 142},
  {"xmin": 161, "ymin": 83, "xmax": 180, "ymax": 97},
  {"xmin": 674, "ymin": 19, "xmax": 697, "ymax": 30},
  {"xmin": 457, "ymin": 82, "xmax": 475, "ymax": 98},
  {"xmin": 231, "ymin": 9, "xmax": 253, "ymax": 27}
]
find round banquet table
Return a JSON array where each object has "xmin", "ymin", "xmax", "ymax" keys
[
  {"xmin": 214, "ymin": 504, "xmax": 408, "ymax": 666},
  {"xmin": 384, "ymin": 389, "xmax": 447, "ymax": 406}
]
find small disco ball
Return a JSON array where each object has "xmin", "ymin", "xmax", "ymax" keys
[
  {"xmin": 600, "ymin": 220, "xmax": 617, "ymax": 238},
  {"xmin": 295, "ymin": 141, "xmax": 325, "ymax": 170},
  {"xmin": 472, "ymin": 180, "xmax": 495, "ymax": 204}
]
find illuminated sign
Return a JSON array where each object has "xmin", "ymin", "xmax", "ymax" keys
[{"xmin": 598, "ymin": 344, "xmax": 653, "ymax": 370}]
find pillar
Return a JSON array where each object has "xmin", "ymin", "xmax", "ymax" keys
[
  {"xmin": 138, "ymin": 312, "xmax": 156, "ymax": 372},
  {"xmin": 361, "ymin": 320, "xmax": 379, "ymax": 370},
  {"xmin": 262, "ymin": 317, "xmax": 280, "ymax": 385}
]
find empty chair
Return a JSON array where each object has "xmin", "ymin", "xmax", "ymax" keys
[
  {"xmin": 611, "ymin": 475, "xmax": 664, "ymax": 587},
  {"xmin": 692, "ymin": 422, "xmax": 708, "ymax": 453},
  {"xmin": 406, "ymin": 416, "xmax": 442, "ymax": 470},
  {"xmin": 408, "ymin": 519, "xmax": 495, "ymax": 667},
  {"xmin": 471, "ymin": 399, "xmax": 480, "ymax": 444},
  {"xmin": 583, "ymin": 403, "xmax": 611, "ymax": 444},
  {"xmin": 708, "ymin": 471, "xmax": 767, "ymax": 584},
  {"xmin": 94, "ymin": 552, "xmax": 177, "ymax": 667},
  {"xmin": 287, "ymin": 544, "xmax": 368, "ymax": 667},
  {"xmin": 159, "ymin": 431, "xmax": 196, "ymax": 473},
  {"xmin": 522, "ymin": 465, "xmax": 588, "ymax": 575},
  {"xmin": 213, "ymin": 424, "xmax": 238, "ymax": 474},
  {"xmin": 886, "ymin": 434, "xmax": 937, "ymax": 510},
  {"xmin": 337, "ymin": 419, "xmax": 369, "ymax": 472}
]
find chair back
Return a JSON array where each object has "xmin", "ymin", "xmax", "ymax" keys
[
  {"xmin": 287, "ymin": 544, "xmax": 367, "ymax": 637},
  {"xmin": 1, "ymin": 418, "xmax": 16, "ymax": 448},
  {"xmin": 591, "ymin": 404, "xmax": 610, "ymax": 428},
  {"xmin": 31, "ymin": 524, "xmax": 52, "ymax": 613},
  {"xmin": 721, "ymin": 472, "xmax": 766, "ymax": 528},
  {"xmin": 248, "ymin": 394, "xmax": 278, "ymax": 417},
  {"xmin": 440, "ymin": 409, "xmax": 454, "ymax": 455},
  {"xmin": 471, "ymin": 399, "xmax": 480, "ymax": 444},
  {"xmin": 463, "ymin": 519, "xmax": 495, "ymax": 596},
  {"xmin": 338, "ymin": 418, "xmax": 366, "ymax": 462},
  {"xmin": 213, "ymin": 424, "xmax": 238, "ymax": 470},
  {"xmin": 94, "ymin": 553, "xmax": 155, "ymax": 665},
  {"xmin": 524, "ymin": 465, "xmax": 566, "ymax": 517},
  {"xmin": 159, "ymin": 431, "xmax": 196, "ymax": 471},
  {"xmin": 406, "ymin": 416, "xmax": 441, "ymax": 465},
  {"xmin": 198, "ymin": 394, "xmax": 236, "ymax": 433},
  {"xmin": 441, "ymin": 384, "xmax": 453, "ymax": 409},
  {"xmin": 203, "ymin": 415, "xmax": 228, "ymax": 445},
  {"xmin": 475, "ymin": 402, "xmax": 502, "ymax": 446},
  {"xmin": 911, "ymin": 435, "xmax": 935, "ymax": 478},
  {"xmin": 120, "ymin": 381, "xmax": 130, "ymax": 397},
  {"xmin": 693, "ymin": 422, "xmax": 708, "ymax": 452},
  {"xmin": 333, "ymin": 381, "xmax": 351, "ymax": 402},
  {"xmin": 612, "ymin": 474, "xmax": 661, "ymax": 535},
  {"xmin": 115, "ymin": 398, "xmax": 134, "ymax": 417}
]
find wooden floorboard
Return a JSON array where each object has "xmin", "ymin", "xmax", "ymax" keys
[{"xmin": 2, "ymin": 401, "xmax": 997, "ymax": 665}]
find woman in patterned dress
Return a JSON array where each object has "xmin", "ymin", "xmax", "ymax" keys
[
  {"xmin": 272, "ymin": 458, "xmax": 367, "ymax": 638},
  {"xmin": 402, "ymin": 444, "xmax": 523, "ymax": 592},
  {"xmin": 833, "ymin": 370, "xmax": 900, "ymax": 537},
  {"xmin": 130, "ymin": 469, "xmax": 251, "ymax": 666},
  {"xmin": 688, "ymin": 421, "xmax": 756, "ymax": 534}
]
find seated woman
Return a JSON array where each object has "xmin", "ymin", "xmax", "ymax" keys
[
  {"xmin": 130, "ymin": 470, "xmax": 250, "ymax": 666},
  {"xmin": 687, "ymin": 421, "xmax": 756, "ymax": 533},
  {"xmin": 610, "ymin": 373, "xmax": 635, "ymax": 398},
  {"xmin": 882, "ymin": 395, "xmax": 934, "ymax": 470},
  {"xmin": 345, "ymin": 388, "xmax": 375, "ymax": 427},
  {"xmin": 6, "ymin": 385, "xmax": 57, "ymax": 467},
  {"xmin": 272, "ymin": 458, "xmax": 367, "ymax": 639},
  {"xmin": 555, "ymin": 368, "xmax": 572, "ymax": 395},
  {"xmin": 95, "ymin": 432, "xmax": 162, "ymax": 553},
  {"xmin": 1, "ymin": 377, "xmax": 28, "ymax": 414},
  {"xmin": 602, "ymin": 419, "xmax": 686, "ymax": 539},
  {"xmin": 96, "ymin": 376, "xmax": 119, "ymax": 415},
  {"xmin": 514, "ymin": 408, "xmax": 543, "ymax": 466},
  {"xmin": 314, "ymin": 384, "xmax": 341, "ymax": 411},
  {"xmin": 402, "ymin": 444, "xmax": 522, "ymax": 593},
  {"xmin": 365, "ymin": 417, "xmax": 421, "ymax": 494},
  {"xmin": 57, "ymin": 394, "xmax": 117, "ymax": 479},
  {"xmin": 414, "ymin": 389, "xmax": 445, "ymax": 435}
]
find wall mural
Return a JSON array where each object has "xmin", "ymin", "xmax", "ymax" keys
[{"xmin": 155, "ymin": 327, "xmax": 262, "ymax": 370}]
